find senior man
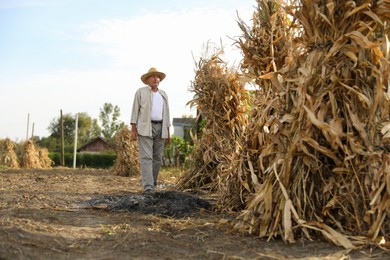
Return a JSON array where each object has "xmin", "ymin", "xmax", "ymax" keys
[{"xmin": 130, "ymin": 67, "xmax": 171, "ymax": 194}]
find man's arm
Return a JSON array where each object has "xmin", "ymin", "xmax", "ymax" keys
[{"xmin": 130, "ymin": 90, "xmax": 140, "ymax": 141}]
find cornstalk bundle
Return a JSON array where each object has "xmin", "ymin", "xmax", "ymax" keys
[
  {"xmin": 235, "ymin": 0, "xmax": 390, "ymax": 248},
  {"xmin": 216, "ymin": 0, "xmax": 294, "ymax": 212},
  {"xmin": 111, "ymin": 127, "xmax": 140, "ymax": 176},
  {"xmin": 237, "ymin": 0, "xmax": 292, "ymax": 86},
  {"xmin": 21, "ymin": 140, "xmax": 43, "ymax": 169},
  {"xmin": 37, "ymin": 147, "xmax": 53, "ymax": 168},
  {"xmin": 179, "ymin": 53, "xmax": 248, "ymax": 192},
  {"xmin": 0, "ymin": 138, "xmax": 19, "ymax": 168}
]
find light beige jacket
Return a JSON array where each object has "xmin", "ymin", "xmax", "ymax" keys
[{"xmin": 130, "ymin": 86, "xmax": 171, "ymax": 138}]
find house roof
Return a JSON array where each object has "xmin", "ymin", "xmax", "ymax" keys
[
  {"xmin": 77, "ymin": 136, "xmax": 110, "ymax": 152},
  {"xmin": 172, "ymin": 118, "xmax": 196, "ymax": 127}
]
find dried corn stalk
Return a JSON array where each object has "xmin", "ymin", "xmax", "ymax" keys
[
  {"xmin": 237, "ymin": 0, "xmax": 293, "ymax": 86},
  {"xmin": 37, "ymin": 147, "xmax": 53, "ymax": 168},
  {"xmin": 179, "ymin": 52, "xmax": 248, "ymax": 192},
  {"xmin": 111, "ymin": 127, "xmax": 140, "ymax": 176},
  {"xmin": 0, "ymin": 138, "xmax": 19, "ymax": 168},
  {"xmin": 217, "ymin": 0, "xmax": 294, "ymax": 212},
  {"xmin": 235, "ymin": 0, "xmax": 390, "ymax": 248},
  {"xmin": 21, "ymin": 140, "xmax": 50, "ymax": 169}
]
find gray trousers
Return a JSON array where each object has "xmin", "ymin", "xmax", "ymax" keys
[{"xmin": 138, "ymin": 123, "xmax": 165, "ymax": 191}]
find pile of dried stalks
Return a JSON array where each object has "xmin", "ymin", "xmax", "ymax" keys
[
  {"xmin": 21, "ymin": 140, "xmax": 53, "ymax": 169},
  {"xmin": 216, "ymin": 0, "xmax": 294, "ymax": 212},
  {"xmin": 111, "ymin": 127, "xmax": 140, "ymax": 176},
  {"xmin": 0, "ymin": 138, "xmax": 19, "ymax": 168},
  {"xmin": 37, "ymin": 147, "xmax": 53, "ymax": 168},
  {"xmin": 179, "ymin": 53, "xmax": 248, "ymax": 192},
  {"xmin": 237, "ymin": 0, "xmax": 292, "ymax": 86},
  {"xmin": 233, "ymin": 0, "xmax": 390, "ymax": 249}
]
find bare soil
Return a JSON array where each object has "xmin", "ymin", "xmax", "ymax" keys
[{"xmin": 0, "ymin": 168, "xmax": 388, "ymax": 260}]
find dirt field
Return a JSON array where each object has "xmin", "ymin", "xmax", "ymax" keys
[{"xmin": 0, "ymin": 168, "xmax": 388, "ymax": 260}]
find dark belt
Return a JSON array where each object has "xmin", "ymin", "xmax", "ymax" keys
[{"xmin": 151, "ymin": 120, "xmax": 163, "ymax": 124}]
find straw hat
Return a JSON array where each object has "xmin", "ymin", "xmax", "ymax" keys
[{"xmin": 141, "ymin": 67, "xmax": 166, "ymax": 84}]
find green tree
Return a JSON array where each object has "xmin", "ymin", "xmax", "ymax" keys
[
  {"xmin": 77, "ymin": 112, "xmax": 102, "ymax": 144},
  {"xmin": 39, "ymin": 136, "xmax": 58, "ymax": 151},
  {"xmin": 90, "ymin": 118, "xmax": 102, "ymax": 139},
  {"xmin": 99, "ymin": 103, "xmax": 124, "ymax": 142},
  {"xmin": 48, "ymin": 113, "xmax": 76, "ymax": 149},
  {"xmin": 44, "ymin": 112, "xmax": 96, "ymax": 152}
]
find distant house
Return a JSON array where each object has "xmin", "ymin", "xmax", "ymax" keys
[
  {"xmin": 172, "ymin": 118, "xmax": 197, "ymax": 141},
  {"xmin": 77, "ymin": 137, "xmax": 112, "ymax": 153}
]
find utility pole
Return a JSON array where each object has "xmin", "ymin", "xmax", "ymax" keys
[
  {"xmin": 60, "ymin": 110, "xmax": 65, "ymax": 166},
  {"xmin": 26, "ymin": 113, "xmax": 30, "ymax": 140},
  {"xmin": 31, "ymin": 123, "xmax": 35, "ymax": 139},
  {"xmin": 73, "ymin": 113, "xmax": 79, "ymax": 168}
]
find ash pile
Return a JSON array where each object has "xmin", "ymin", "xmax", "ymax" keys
[{"xmin": 81, "ymin": 190, "xmax": 212, "ymax": 218}]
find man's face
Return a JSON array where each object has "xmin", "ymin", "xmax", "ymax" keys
[{"xmin": 147, "ymin": 74, "xmax": 160, "ymax": 88}]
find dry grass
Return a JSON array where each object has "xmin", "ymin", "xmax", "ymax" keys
[{"xmin": 159, "ymin": 166, "xmax": 183, "ymax": 181}]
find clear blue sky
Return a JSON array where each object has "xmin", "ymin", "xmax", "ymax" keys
[{"xmin": 0, "ymin": 0, "xmax": 254, "ymax": 141}]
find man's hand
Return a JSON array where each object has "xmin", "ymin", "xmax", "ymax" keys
[
  {"xmin": 131, "ymin": 124, "xmax": 138, "ymax": 141},
  {"xmin": 166, "ymin": 128, "xmax": 171, "ymax": 145}
]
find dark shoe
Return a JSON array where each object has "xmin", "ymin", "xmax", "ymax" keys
[{"xmin": 143, "ymin": 189, "xmax": 154, "ymax": 195}]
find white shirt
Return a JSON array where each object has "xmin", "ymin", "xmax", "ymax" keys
[{"xmin": 151, "ymin": 91, "xmax": 163, "ymax": 121}]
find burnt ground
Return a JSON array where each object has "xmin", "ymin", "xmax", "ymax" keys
[{"xmin": 0, "ymin": 168, "xmax": 389, "ymax": 260}]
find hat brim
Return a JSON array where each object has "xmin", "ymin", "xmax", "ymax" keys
[{"xmin": 141, "ymin": 71, "xmax": 166, "ymax": 84}]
